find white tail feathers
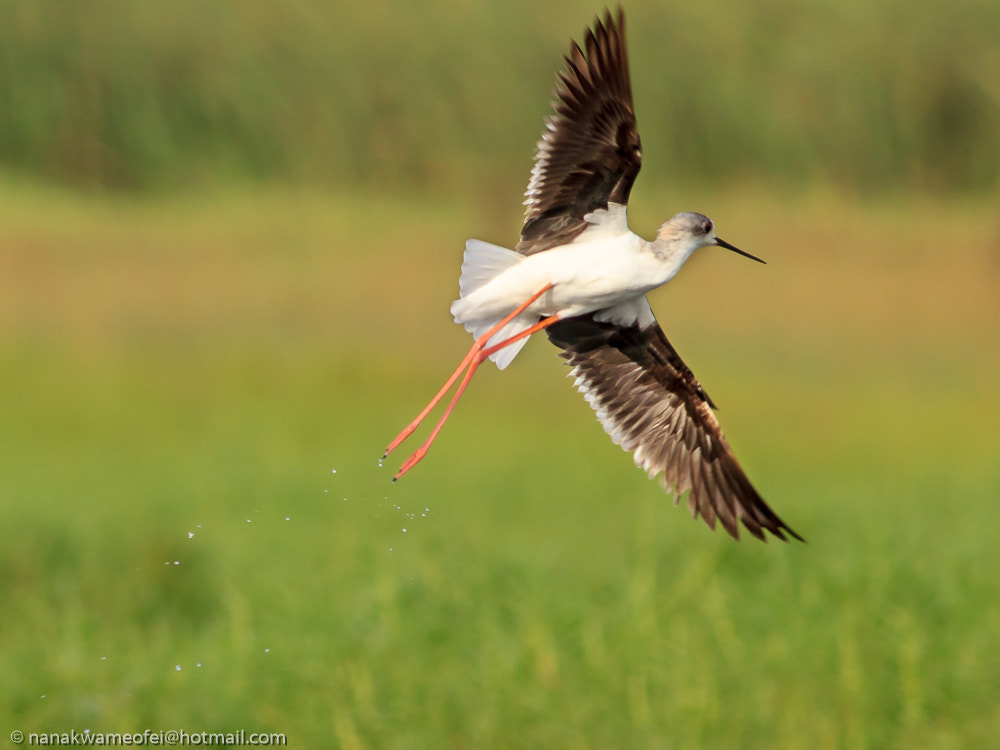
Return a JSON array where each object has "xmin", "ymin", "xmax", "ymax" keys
[
  {"xmin": 456, "ymin": 239, "xmax": 522, "ymax": 297},
  {"xmin": 451, "ymin": 239, "xmax": 536, "ymax": 371}
]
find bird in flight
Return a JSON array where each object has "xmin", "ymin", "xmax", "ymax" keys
[{"xmin": 383, "ymin": 8, "xmax": 801, "ymax": 542}]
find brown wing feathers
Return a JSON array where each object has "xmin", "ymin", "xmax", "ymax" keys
[
  {"xmin": 518, "ymin": 9, "xmax": 642, "ymax": 256},
  {"xmin": 547, "ymin": 316, "xmax": 802, "ymax": 542}
]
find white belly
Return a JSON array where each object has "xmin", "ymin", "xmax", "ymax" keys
[{"xmin": 459, "ymin": 233, "xmax": 666, "ymax": 323}]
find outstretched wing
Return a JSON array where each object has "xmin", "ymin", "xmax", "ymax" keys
[
  {"xmin": 546, "ymin": 313, "xmax": 802, "ymax": 542},
  {"xmin": 518, "ymin": 8, "xmax": 642, "ymax": 256}
]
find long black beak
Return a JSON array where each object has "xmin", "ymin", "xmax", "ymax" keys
[{"xmin": 716, "ymin": 237, "xmax": 766, "ymax": 264}]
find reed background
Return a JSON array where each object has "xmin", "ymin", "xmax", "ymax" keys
[{"xmin": 2, "ymin": 0, "xmax": 999, "ymax": 747}]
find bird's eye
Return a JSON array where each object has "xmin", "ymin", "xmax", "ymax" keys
[{"xmin": 701, "ymin": 220, "xmax": 713, "ymax": 235}]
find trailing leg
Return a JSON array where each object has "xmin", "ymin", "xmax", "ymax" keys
[
  {"xmin": 383, "ymin": 283, "xmax": 554, "ymax": 462},
  {"xmin": 391, "ymin": 311, "xmax": 564, "ymax": 481}
]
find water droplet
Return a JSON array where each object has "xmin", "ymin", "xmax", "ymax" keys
[
  {"xmin": 377, "ymin": 458, "xmax": 384, "ymax": 468},
  {"xmin": 175, "ymin": 665, "xmax": 182, "ymax": 671},
  {"xmin": 264, "ymin": 648, "xmax": 270, "ymax": 654},
  {"xmin": 285, "ymin": 516, "xmax": 290, "ymax": 521},
  {"xmin": 196, "ymin": 662, "xmax": 202, "ymax": 668},
  {"xmin": 173, "ymin": 561, "xmax": 180, "ymax": 566},
  {"xmin": 187, "ymin": 532, "xmax": 195, "ymax": 539},
  {"xmin": 331, "ymin": 468, "xmax": 337, "ymax": 474},
  {"xmin": 99, "ymin": 656, "xmax": 107, "ymax": 661},
  {"xmin": 247, "ymin": 519, "xmax": 252, "ymax": 523}
]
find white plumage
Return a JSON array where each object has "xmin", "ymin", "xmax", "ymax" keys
[
  {"xmin": 384, "ymin": 9, "xmax": 801, "ymax": 542},
  {"xmin": 451, "ymin": 205, "xmax": 733, "ymax": 369}
]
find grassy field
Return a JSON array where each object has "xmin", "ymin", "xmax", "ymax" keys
[
  {"xmin": 2, "ymin": 178, "xmax": 999, "ymax": 747},
  {"xmin": 3, "ymin": 1, "xmax": 999, "ymax": 745},
  {"xmin": 1, "ymin": 0, "xmax": 998, "ymax": 194}
]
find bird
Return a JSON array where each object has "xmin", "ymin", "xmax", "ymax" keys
[{"xmin": 383, "ymin": 8, "xmax": 801, "ymax": 543}]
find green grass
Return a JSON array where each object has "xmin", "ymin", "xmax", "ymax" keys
[
  {"xmin": 1, "ymin": 0, "xmax": 998, "ymax": 194},
  {"xmin": 2, "ymin": 182, "xmax": 1000, "ymax": 747}
]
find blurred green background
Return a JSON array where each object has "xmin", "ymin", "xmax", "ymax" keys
[{"xmin": 2, "ymin": 0, "xmax": 999, "ymax": 747}]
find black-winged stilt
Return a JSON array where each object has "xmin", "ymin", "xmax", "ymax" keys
[{"xmin": 383, "ymin": 8, "xmax": 801, "ymax": 542}]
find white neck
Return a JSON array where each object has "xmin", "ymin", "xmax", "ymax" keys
[{"xmin": 649, "ymin": 234, "xmax": 703, "ymax": 282}]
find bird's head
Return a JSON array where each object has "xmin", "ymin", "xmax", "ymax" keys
[{"xmin": 656, "ymin": 212, "xmax": 765, "ymax": 265}]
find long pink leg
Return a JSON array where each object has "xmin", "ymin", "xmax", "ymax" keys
[
  {"xmin": 392, "ymin": 312, "xmax": 563, "ymax": 481},
  {"xmin": 383, "ymin": 283, "xmax": 554, "ymax": 460}
]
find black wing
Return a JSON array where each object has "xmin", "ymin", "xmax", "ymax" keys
[
  {"xmin": 518, "ymin": 8, "xmax": 642, "ymax": 256},
  {"xmin": 547, "ymin": 313, "xmax": 802, "ymax": 542}
]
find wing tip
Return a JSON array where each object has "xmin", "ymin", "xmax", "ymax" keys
[{"xmin": 658, "ymin": 476, "xmax": 803, "ymax": 544}]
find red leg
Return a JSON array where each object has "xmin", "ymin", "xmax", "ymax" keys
[
  {"xmin": 383, "ymin": 283, "xmax": 553, "ymax": 460},
  {"xmin": 391, "ymin": 312, "xmax": 563, "ymax": 481}
]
